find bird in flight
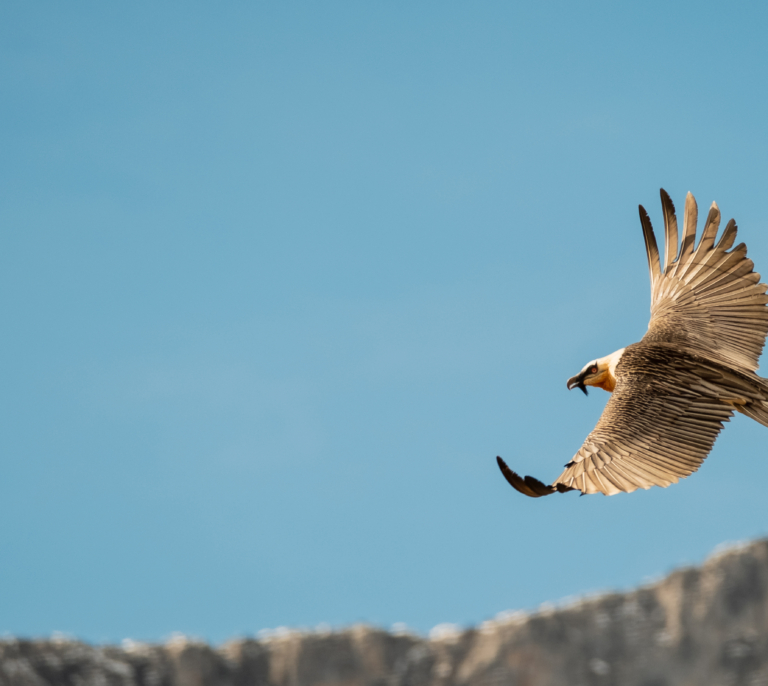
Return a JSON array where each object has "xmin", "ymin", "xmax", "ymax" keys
[{"xmin": 497, "ymin": 190, "xmax": 768, "ymax": 497}]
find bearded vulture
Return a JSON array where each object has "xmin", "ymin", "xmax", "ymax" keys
[{"xmin": 497, "ymin": 190, "xmax": 768, "ymax": 496}]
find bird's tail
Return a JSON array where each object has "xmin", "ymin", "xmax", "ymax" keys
[
  {"xmin": 736, "ymin": 400, "xmax": 768, "ymax": 426},
  {"xmin": 737, "ymin": 401, "xmax": 768, "ymax": 428},
  {"xmin": 728, "ymin": 371, "xmax": 768, "ymax": 427}
]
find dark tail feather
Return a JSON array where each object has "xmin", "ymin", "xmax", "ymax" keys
[{"xmin": 737, "ymin": 401, "xmax": 768, "ymax": 428}]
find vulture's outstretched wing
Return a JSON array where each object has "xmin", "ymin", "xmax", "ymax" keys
[
  {"xmin": 495, "ymin": 346, "xmax": 768, "ymax": 497},
  {"xmin": 640, "ymin": 190, "xmax": 768, "ymax": 373}
]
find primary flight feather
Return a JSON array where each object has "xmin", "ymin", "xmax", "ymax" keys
[{"xmin": 497, "ymin": 189, "xmax": 768, "ymax": 497}]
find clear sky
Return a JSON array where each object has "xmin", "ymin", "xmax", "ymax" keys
[{"xmin": 2, "ymin": 1, "xmax": 768, "ymax": 645}]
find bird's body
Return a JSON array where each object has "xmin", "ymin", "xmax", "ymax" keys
[{"xmin": 498, "ymin": 190, "xmax": 768, "ymax": 497}]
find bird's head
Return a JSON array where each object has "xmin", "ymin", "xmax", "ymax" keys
[{"xmin": 567, "ymin": 348, "xmax": 625, "ymax": 395}]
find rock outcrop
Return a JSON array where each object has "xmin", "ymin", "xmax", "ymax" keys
[{"xmin": 3, "ymin": 539, "xmax": 768, "ymax": 686}]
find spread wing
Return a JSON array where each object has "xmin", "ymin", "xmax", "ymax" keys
[
  {"xmin": 496, "ymin": 347, "xmax": 759, "ymax": 497},
  {"xmin": 640, "ymin": 190, "xmax": 768, "ymax": 372}
]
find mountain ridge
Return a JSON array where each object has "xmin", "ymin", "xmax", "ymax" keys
[{"xmin": 3, "ymin": 538, "xmax": 768, "ymax": 686}]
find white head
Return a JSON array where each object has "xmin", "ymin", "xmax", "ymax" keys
[{"xmin": 566, "ymin": 348, "xmax": 625, "ymax": 394}]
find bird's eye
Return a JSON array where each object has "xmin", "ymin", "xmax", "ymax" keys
[{"xmin": 591, "ymin": 366, "xmax": 598, "ymax": 374}]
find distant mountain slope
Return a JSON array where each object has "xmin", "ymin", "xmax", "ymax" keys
[{"xmin": 3, "ymin": 539, "xmax": 768, "ymax": 686}]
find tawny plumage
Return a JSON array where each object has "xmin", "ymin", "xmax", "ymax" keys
[{"xmin": 498, "ymin": 190, "xmax": 768, "ymax": 497}]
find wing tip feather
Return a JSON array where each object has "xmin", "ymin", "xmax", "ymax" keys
[
  {"xmin": 639, "ymin": 204, "xmax": 661, "ymax": 287},
  {"xmin": 496, "ymin": 456, "xmax": 558, "ymax": 498},
  {"xmin": 659, "ymin": 187, "xmax": 679, "ymax": 271},
  {"xmin": 660, "ymin": 187, "xmax": 675, "ymax": 208}
]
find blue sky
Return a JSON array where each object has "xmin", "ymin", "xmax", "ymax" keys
[{"xmin": 2, "ymin": 1, "xmax": 768, "ymax": 644}]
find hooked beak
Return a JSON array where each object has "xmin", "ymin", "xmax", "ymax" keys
[{"xmin": 567, "ymin": 372, "xmax": 588, "ymax": 395}]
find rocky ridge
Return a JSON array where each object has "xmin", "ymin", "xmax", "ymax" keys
[{"xmin": 3, "ymin": 539, "xmax": 768, "ymax": 686}]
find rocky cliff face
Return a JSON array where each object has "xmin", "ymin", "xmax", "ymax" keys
[{"xmin": 3, "ymin": 539, "xmax": 768, "ymax": 686}]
